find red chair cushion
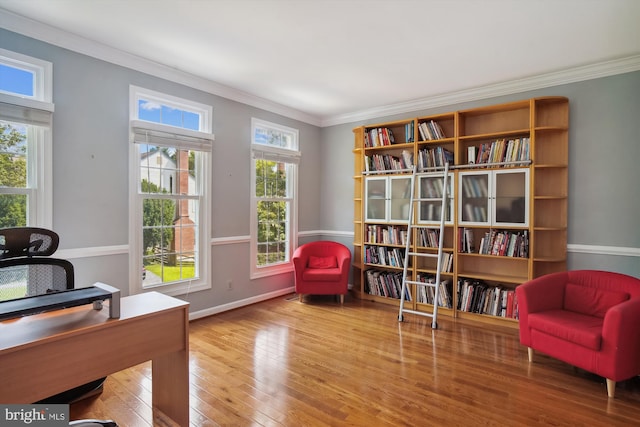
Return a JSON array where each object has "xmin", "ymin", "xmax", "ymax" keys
[
  {"xmin": 308, "ymin": 255, "xmax": 338, "ymax": 269},
  {"xmin": 528, "ymin": 310, "xmax": 604, "ymax": 350},
  {"xmin": 564, "ymin": 283, "xmax": 629, "ymax": 318},
  {"xmin": 302, "ymin": 268, "xmax": 342, "ymax": 282}
]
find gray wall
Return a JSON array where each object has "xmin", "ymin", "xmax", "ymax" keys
[
  {"xmin": 1, "ymin": 28, "xmax": 323, "ymax": 314},
  {"xmin": 320, "ymin": 71, "xmax": 640, "ymax": 278}
]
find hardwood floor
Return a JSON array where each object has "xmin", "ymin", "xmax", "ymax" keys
[{"xmin": 71, "ymin": 293, "xmax": 640, "ymax": 426}]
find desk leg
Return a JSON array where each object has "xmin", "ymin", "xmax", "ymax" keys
[{"xmin": 152, "ymin": 348, "xmax": 189, "ymax": 426}]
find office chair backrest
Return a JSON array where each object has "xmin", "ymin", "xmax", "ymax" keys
[
  {"xmin": 0, "ymin": 227, "xmax": 73, "ymax": 302},
  {"xmin": 0, "ymin": 227, "xmax": 59, "ymax": 259}
]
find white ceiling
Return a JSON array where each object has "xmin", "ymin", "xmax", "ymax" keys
[{"xmin": 1, "ymin": 0, "xmax": 639, "ymax": 126}]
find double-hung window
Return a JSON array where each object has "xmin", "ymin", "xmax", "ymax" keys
[
  {"xmin": 129, "ymin": 86, "xmax": 213, "ymax": 296},
  {"xmin": 250, "ymin": 118, "xmax": 299, "ymax": 278},
  {"xmin": 0, "ymin": 48, "xmax": 53, "ymax": 228}
]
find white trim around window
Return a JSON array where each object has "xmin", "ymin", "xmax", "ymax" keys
[
  {"xmin": 0, "ymin": 49, "xmax": 53, "ymax": 229},
  {"xmin": 249, "ymin": 118, "xmax": 299, "ymax": 279},
  {"xmin": 128, "ymin": 85, "xmax": 213, "ymax": 296}
]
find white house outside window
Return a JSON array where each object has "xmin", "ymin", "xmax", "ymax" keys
[
  {"xmin": 129, "ymin": 86, "xmax": 213, "ymax": 296},
  {"xmin": 0, "ymin": 48, "xmax": 53, "ymax": 229},
  {"xmin": 250, "ymin": 118, "xmax": 299, "ymax": 279}
]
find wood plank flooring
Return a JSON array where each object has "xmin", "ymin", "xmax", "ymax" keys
[{"xmin": 71, "ymin": 294, "xmax": 640, "ymax": 426}]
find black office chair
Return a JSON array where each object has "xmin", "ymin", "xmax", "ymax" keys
[{"xmin": 0, "ymin": 227, "xmax": 116, "ymax": 427}]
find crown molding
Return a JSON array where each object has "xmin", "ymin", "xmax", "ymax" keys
[
  {"xmin": 2, "ymin": 9, "xmax": 638, "ymax": 129},
  {"xmin": 321, "ymin": 54, "xmax": 640, "ymax": 127},
  {"xmin": 0, "ymin": 9, "xmax": 322, "ymax": 127}
]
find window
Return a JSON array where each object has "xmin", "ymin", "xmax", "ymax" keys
[
  {"xmin": 0, "ymin": 49, "xmax": 53, "ymax": 228},
  {"xmin": 129, "ymin": 86, "xmax": 213, "ymax": 296},
  {"xmin": 250, "ymin": 118, "xmax": 299, "ymax": 278}
]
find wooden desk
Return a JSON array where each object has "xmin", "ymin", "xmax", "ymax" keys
[{"xmin": 0, "ymin": 291, "xmax": 189, "ymax": 426}]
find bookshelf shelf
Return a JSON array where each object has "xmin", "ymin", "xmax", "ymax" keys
[{"xmin": 352, "ymin": 97, "xmax": 568, "ymax": 328}]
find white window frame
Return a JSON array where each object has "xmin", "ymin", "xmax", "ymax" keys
[
  {"xmin": 129, "ymin": 85, "xmax": 213, "ymax": 296},
  {"xmin": 0, "ymin": 48, "xmax": 53, "ymax": 228},
  {"xmin": 250, "ymin": 118, "xmax": 300, "ymax": 279}
]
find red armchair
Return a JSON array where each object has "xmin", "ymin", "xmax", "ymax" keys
[
  {"xmin": 516, "ymin": 270, "xmax": 640, "ymax": 397},
  {"xmin": 292, "ymin": 241, "xmax": 351, "ymax": 303}
]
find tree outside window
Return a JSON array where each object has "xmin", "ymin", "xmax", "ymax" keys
[{"xmin": 0, "ymin": 122, "xmax": 27, "ymax": 227}]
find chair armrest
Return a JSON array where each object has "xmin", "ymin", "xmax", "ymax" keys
[
  {"xmin": 517, "ymin": 272, "xmax": 566, "ymax": 314},
  {"xmin": 516, "ymin": 272, "xmax": 566, "ymax": 346},
  {"xmin": 602, "ymin": 298, "xmax": 640, "ymax": 377},
  {"xmin": 336, "ymin": 248, "xmax": 352, "ymax": 282},
  {"xmin": 292, "ymin": 246, "xmax": 308, "ymax": 280}
]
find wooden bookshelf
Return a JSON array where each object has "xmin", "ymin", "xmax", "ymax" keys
[{"xmin": 352, "ymin": 97, "xmax": 569, "ymax": 328}]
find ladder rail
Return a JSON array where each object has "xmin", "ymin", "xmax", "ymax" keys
[
  {"xmin": 398, "ymin": 165, "xmax": 417, "ymax": 316},
  {"xmin": 398, "ymin": 162, "xmax": 450, "ymax": 329}
]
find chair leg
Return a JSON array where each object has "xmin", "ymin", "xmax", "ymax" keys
[
  {"xmin": 606, "ymin": 379, "xmax": 616, "ymax": 398},
  {"xmin": 340, "ymin": 294, "xmax": 344, "ymax": 304},
  {"xmin": 527, "ymin": 347, "xmax": 533, "ymax": 362},
  {"xmin": 299, "ymin": 294, "xmax": 303, "ymax": 302}
]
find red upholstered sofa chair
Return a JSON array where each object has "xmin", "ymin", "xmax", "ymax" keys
[
  {"xmin": 516, "ymin": 270, "xmax": 640, "ymax": 397},
  {"xmin": 292, "ymin": 241, "xmax": 351, "ymax": 304}
]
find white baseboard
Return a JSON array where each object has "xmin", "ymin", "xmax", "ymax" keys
[{"xmin": 188, "ymin": 286, "xmax": 295, "ymax": 321}]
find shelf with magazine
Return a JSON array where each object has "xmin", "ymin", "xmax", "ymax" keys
[
  {"xmin": 364, "ymin": 244, "xmax": 407, "ymax": 269},
  {"xmin": 415, "ymin": 114, "xmax": 455, "ymax": 172},
  {"xmin": 363, "ymin": 268, "xmax": 408, "ymax": 301},
  {"xmin": 417, "ymin": 113, "xmax": 456, "ymax": 143},
  {"xmin": 456, "ymin": 277, "xmax": 519, "ymax": 323},
  {"xmin": 415, "ymin": 273, "xmax": 454, "ymax": 314},
  {"xmin": 364, "ymin": 119, "xmax": 417, "ymax": 148},
  {"xmin": 363, "ymin": 223, "xmax": 409, "ymax": 303}
]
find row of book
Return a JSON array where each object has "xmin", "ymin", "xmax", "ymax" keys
[
  {"xmin": 415, "ymin": 274, "xmax": 453, "ymax": 308},
  {"xmin": 365, "ymin": 269, "xmax": 410, "ymax": 300},
  {"xmin": 478, "ymin": 230, "xmax": 529, "ymax": 258},
  {"xmin": 364, "ymin": 127, "xmax": 395, "ymax": 147},
  {"xmin": 364, "ymin": 245, "xmax": 406, "ymax": 268},
  {"xmin": 417, "ymin": 146, "xmax": 454, "ymax": 170},
  {"xmin": 468, "ymin": 137, "xmax": 530, "ymax": 165},
  {"xmin": 405, "ymin": 121, "xmax": 415, "ymax": 143},
  {"xmin": 440, "ymin": 252, "xmax": 454, "ymax": 272},
  {"xmin": 364, "ymin": 149, "xmax": 413, "ymax": 172},
  {"xmin": 418, "ymin": 120, "xmax": 446, "ymax": 141},
  {"xmin": 457, "ymin": 279, "xmax": 519, "ymax": 319},
  {"xmin": 459, "ymin": 227, "xmax": 476, "ymax": 253},
  {"xmin": 418, "ymin": 228, "xmax": 441, "ymax": 248},
  {"xmin": 458, "ymin": 228, "xmax": 529, "ymax": 258},
  {"xmin": 366, "ymin": 224, "xmax": 408, "ymax": 246}
]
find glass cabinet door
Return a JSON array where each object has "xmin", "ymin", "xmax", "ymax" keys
[
  {"xmin": 417, "ymin": 172, "xmax": 454, "ymax": 224},
  {"xmin": 389, "ymin": 176, "xmax": 412, "ymax": 223},
  {"xmin": 365, "ymin": 177, "xmax": 388, "ymax": 221},
  {"xmin": 459, "ymin": 171, "xmax": 490, "ymax": 225},
  {"xmin": 493, "ymin": 169, "xmax": 529, "ymax": 227}
]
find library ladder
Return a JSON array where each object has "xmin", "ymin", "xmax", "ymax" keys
[{"xmin": 398, "ymin": 162, "xmax": 450, "ymax": 329}]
